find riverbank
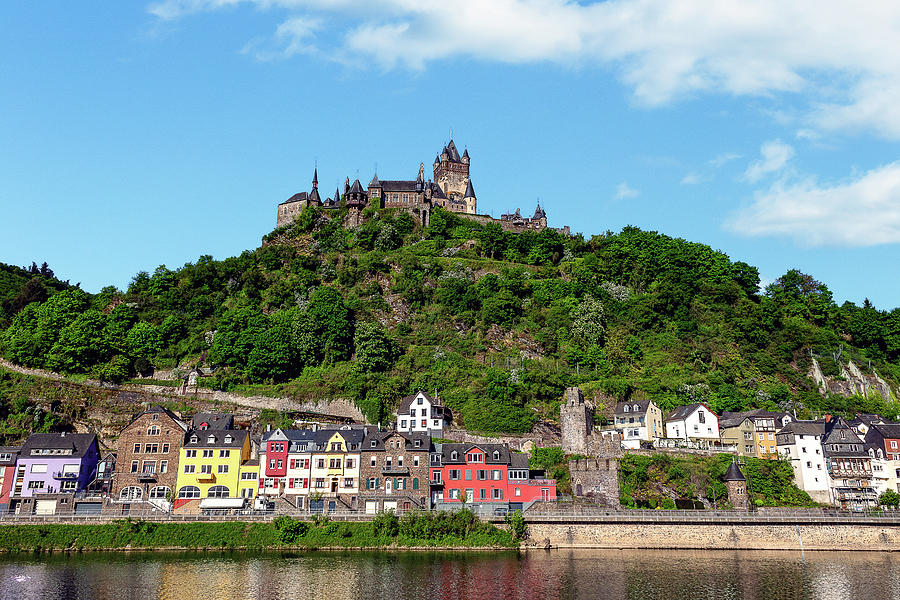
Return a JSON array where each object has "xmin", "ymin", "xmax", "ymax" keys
[{"xmin": 0, "ymin": 514, "xmax": 518, "ymax": 553}]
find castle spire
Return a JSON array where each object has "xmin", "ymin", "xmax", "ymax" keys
[
  {"xmin": 464, "ymin": 179, "xmax": 476, "ymax": 199},
  {"xmin": 312, "ymin": 167, "xmax": 318, "ymax": 188}
]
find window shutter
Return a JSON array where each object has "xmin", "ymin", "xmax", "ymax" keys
[
  {"xmin": 413, "ymin": 478, "xmax": 419, "ymax": 490},
  {"xmin": 376, "ymin": 478, "xmax": 380, "ymax": 489}
]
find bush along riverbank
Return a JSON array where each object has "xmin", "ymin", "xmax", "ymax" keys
[{"xmin": 0, "ymin": 510, "xmax": 521, "ymax": 553}]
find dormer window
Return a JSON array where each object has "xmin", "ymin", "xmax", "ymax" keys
[
  {"xmin": 451, "ymin": 451, "xmax": 458, "ymax": 460},
  {"xmin": 414, "ymin": 440, "xmax": 421, "ymax": 448},
  {"xmin": 224, "ymin": 435, "xmax": 233, "ymax": 444},
  {"xmin": 190, "ymin": 435, "xmax": 198, "ymax": 444},
  {"xmin": 633, "ymin": 404, "xmax": 639, "ymax": 411},
  {"xmin": 623, "ymin": 405, "xmax": 629, "ymax": 413},
  {"xmin": 371, "ymin": 440, "xmax": 377, "ymax": 447},
  {"xmin": 207, "ymin": 435, "xmax": 215, "ymax": 444}
]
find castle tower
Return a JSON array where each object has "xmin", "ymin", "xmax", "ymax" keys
[
  {"xmin": 724, "ymin": 462, "xmax": 749, "ymax": 510},
  {"xmin": 308, "ymin": 168, "xmax": 322, "ymax": 206},
  {"xmin": 561, "ymin": 387, "xmax": 593, "ymax": 455},
  {"xmin": 463, "ymin": 179, "xmax": 477, "ymax": 214},
  {"xmin": 433, "ymin": 139, "xmax": 470, "ymax": 202}
]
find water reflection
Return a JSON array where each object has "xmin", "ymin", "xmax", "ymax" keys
[{"xmin": 0, "ymin": 549, "xmax": 898, "ymax": 600}]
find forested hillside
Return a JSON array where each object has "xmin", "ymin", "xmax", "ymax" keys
[{"xmin": 2, "ymin": 206, "xmax": 899, "ymax": 433}]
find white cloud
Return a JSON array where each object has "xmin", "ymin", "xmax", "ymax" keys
[
  {"xmin": 148, "ymin": 0, "xmax": 900, "ymax": 139},
  {"xmin": 680, "ymin": 173, "xmax": 706, "ymax": 185},
  {"xmin": 615, "ymin": 182, "xmax": 639, "ymax": 200},
  {"xmin": 743, "ymin": 140, "xmax": 794, "ymax": 183},
  {"xmin": 243, "ymin": 16, "xmax": 322, "ymax": 60},
  {"xmin": 727, "ymin": 161, "xmax": 900, "ymax": 247},
  {"xmin": 710, "ymin": 152, "xmax": 742, "ymax": 168}
]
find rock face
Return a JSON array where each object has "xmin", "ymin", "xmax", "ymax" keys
[{"xmin": 809, "ymin": 357, "xmax": 895, "ymax": 401}]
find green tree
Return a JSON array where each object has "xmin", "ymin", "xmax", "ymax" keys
[{"xmin": 353, "ymin": 322, "xmax": 398, "ymax": 372}]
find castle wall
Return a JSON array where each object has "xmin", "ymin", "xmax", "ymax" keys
[
  {"xmin": 276, "ymin": 200, "xmax": 305, "ymax": 228},
  {"xmin": 569, "ymin": 458, "xmax": 620, "ymax": 507}
]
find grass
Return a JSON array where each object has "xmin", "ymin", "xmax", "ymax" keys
[{"xmin": 0, "ymin": 513, "xmax": 518, "ymax": 553}]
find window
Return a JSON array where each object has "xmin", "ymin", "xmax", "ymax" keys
[
  {"xmin": 397, "ymin": 456, "xmax": 404, "ymax": 467},
  {"xmin": 492, "ymin": 470, "xmax": 502, "ymax": 480},
  {"xmin": 224, "ymin": 435, "xmax": 233, "ymax": 444},
  {"xmin": 142, "ymin": 461, "xmax": 156, "ymax": 474},
  {"xmin": 331, "ymin": 443, "xmax": 340, "ymax": 451},
  {"xmin": 414, "ymin": 456, "xmax": 420, "ymax": 467},
  {"xmin": 698, "ymin": 411, "xmax": 705, "ymax": 424},
  {"xmin": 131, "ymin": 460, "xmax": 139, "ymax": 473},
  {"xmin": 28, "ymin": 481, "xmax": 44, "ymax": 490},
  {"xmin": 343, "ymin": 478, "xmax": 354, "ymax": 488},
  {"xmin": 451, "ymin": 451, "xmax": 458, "ymax": 460},
  {"xmin": 345, "ymin": 459, "xmax": 354, "ymax": 469},
  {"xmin": 493, "ymin": 451, "xmax": 500, "ymax": 461},
  {"xmin": 200, "ymin": 465, "xmax": 212, "ymax": 474},
  {"xmin": 400, "ymin": 421, "xmax": 407, "ymax": 429},
  {"xmin": 467, "ymin": 453, "xmax": 483, "ymax": 463},
  {"xmin": 120, "ymin": 486, "xmax": 143, "ymax": 500},
  {"xmin": 186, "ymin": 450, "xmax": 197, "ymax": 458},
  {"xmin": 492, "ymin": 489, "xmax": 503, "ymax": 499},
  {"xmin": 149, "ymin": 486, "xmax": 169, "ymax": 499},
  {"xmin": 892, "ymin": 441, "xmax": 898, "ymax": 449},
  {"xmin": 184, "ymin": 465, "xmax": 195, "ymax": 473},
  {"xmin": 134, "ymin": 443, "xmax": 141, "ymax": 453},
  {"xmin": 207, "ymin": 435, "xmax": 215, "ymax": 444},
  {"xmin": 178, "ymin": 486, "xmax": 200, "ymax": 499},
  {"xmin": 241, "ymin": 472, "xmax": 256, "ymax": 480},
  {"xmin": 417, "ymin": 397, "xmax": 423, "ymax": 405},
  {"xmin": 207, "ymin": 485, "xmax": 229, "ymax": 498},
  {"xmin": 479, "ymin": 489, "xmax": 486, "ymax": 499},
  {"xmin": 449, "ymin": 489, "xmax": 460, "ymax": 499},
  {"xmin": 146, "ymin": 444, "xmax": 159, "ymax": 453},
  {"xmin": 162, "ymin": 443, "xmax": 169, "ymax": 453},
  {"xmin": 514, "ymin": 487, "xmax": 521, "ymax": 497},
  {"xmin": 315, "ymin": 478, "xmax": 325, "ymax": 488},
  {"xmin": 220, "ymin": 450, "xmax": 231, "ymax": 458},
  {"xmin": 218, "ymin": 465, "xmax": 229, "ymax": 474},
  {"xmin": 330, "ymin": 458, "xmax": 341, "ymax": 469},
  {"xmin": 202, "ymin": 450, "xmax": 213, "ymax": 458},
  {"xmin": 147, "ymin": 425, "xmax": 160, "ymax": 436},
  {"xmin": 449, "ymin": 469, "xmax": 461, "ymax": 480},
  {"xmin": 410, "ymin": 410, "xmax": 416, "ymax": 417},
  {"xmin": 624, "ymin": 405, "xmax": 629, "ymax": 413},
  {"xmin": 277, "ymin": 459, "xmax": 283, "ymax": 469}
]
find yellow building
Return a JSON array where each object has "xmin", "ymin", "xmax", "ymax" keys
[
  {"xmin": 308, "ymin": 429, "xmax": 364, "ymax": 511},
  {"xmin": 719, "ymin": 410, "xmax": 789, "ymax": 459},
  {"xmin": 238, "ymin": 459, "xmax": 259, "ymax": 500},
  {"xmin": 174, "ymin": 429, "xmax": 250, "ymax": 510}
]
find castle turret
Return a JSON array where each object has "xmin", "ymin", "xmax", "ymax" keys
[
  {"xmin": 462, "ymin": 148, "xmax": 470, "ymax": 164},
  {"xmin": 724, "ymin": 462, "xmax": 749, "ymax": 510},
  {"xmin": 561, "ymin": 387, "xmax": 594, "ymax": 455},
  {"xmin": 308, "ymin": 168, "xmax": 321, "ymax": 206},
  {"xmin": 345, "ymin": 178, "xmax": 367, "ymax": 208}
]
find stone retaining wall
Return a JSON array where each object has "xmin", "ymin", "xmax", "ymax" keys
[{"xmin": 527, "ymin": 522, "xmax": 900, "ymax": 551}]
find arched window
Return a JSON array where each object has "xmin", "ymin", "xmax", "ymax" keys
[
  {"xmin": 147, "ymin": 425, "xmax": 160, "ymax": 436},
  {"xmin": 120, "ymin": 486, "xmax": 142, "ymax": 501},
  {"xmin": 451, "ymin": 451, "xmax": 458, "ymax": 460},
  {"xmin": 178, "ymin": 486, "xmax": 201, "ymax": 499},
  {"xmin": 149, "ymin": 486, "xmax": 170, "ymax": 499},
  {"xmin": 207, "ymin": 485, "xmax": 230, "ymax": 498},
  {"xmin": 623, "ymin": 405, "xmax": 629, "ymax": 413},
  {"xmin": 877, "ymin": 449, "xmax": 884, "ymax": 459}
]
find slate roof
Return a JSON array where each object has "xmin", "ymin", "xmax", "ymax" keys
[
  {"xmin": 184, "ymin": 429, "xmax": 248, "ymax": 449},
  {"xmin": 509, "ymin": 452, "xmax": 530, "ymax": 469},
  {"xmin": 871, "ymin": 423, "xmax": 900, "ymax": 440},
  {"xmin": 719, "ymin": 409, "xmax": 786, "ymax": 430},
  {"xmin": 349, "ymin": 179, "xmax": 364, "ymax": 194},
  {"xmin": 445, "ymin": 140, "xmax": 461, "ymax": 162},
  {"xmin": 0, "ymin": 446, "xmax": 20, "ymax": 466},
  {"xmin": 368, "ymin": 173, "xmax": 380, "ymax": 187},
  {"xmin": 776, "ymin": 420, "xmax": 825, "ymax": 437},
  {"xmin": 280, "ymin": 191, "xmax": 309, "ymax": 206},
  {"xmin": 665, "ymin": 403, "xmax": 713, "ymax": 422},
  {"xmin": 429, "ymin": 183, "xmax": 448, "ymax": 199},
  {"xmin": 723, "ymin": 462, "xmax": 746, "ymax": 481},
  {"xmin": 380, "ymin": 180, "xmax": 418, "ymax": 192},
  {"xmin": 314, "ymin": 427, "xmax": 366, "ymax": 450},
  {"xmin": 260, "ymin": 428, "xmax": 318, "ymax": 445},
  {"xmin": 361, "ymin": 430, "xmax": 432, "ymax": 452},
  {"xmin": 441, "ymin": 443, "xmax": 510, "ymax": 465},
  {"xmin": 191, "ymin": 413, "xmax": 233, "ymax": 430},
  {"xmin": 20, "ymin": 433, "xmax": 97, "ymax": 458},
  {"xmin": 464, "ymin": 179, "xmax": 476, "ymax": 198},
  {"xmin": 243, "ymin": 459, "xmax": 259, "ymax": 467},
  {"xmin": 822, "ymin": 417, "xmax": 867, "ymax": 457},
  {"xmin": 397, "ymin": 391, "xmax": 435, "ymax": 415},
  {"xmin": 127, "ymin": 405, "xmax": 188, "ymax": 432},
  {"xmin": 614, "ymin": 400, "xmax": 654, "ymax": 417}
]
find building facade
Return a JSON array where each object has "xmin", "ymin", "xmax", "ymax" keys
[
  {"xmin": 612, "ymin": 400, "xmax": 663, "ymax": 448},
  {"xmin": 359, "ymin": 430, "xmax": 431, "ymax": 513},
  {"xmin": 665, "ymin": 404, "xmax": 720, "ymax": 445},
  {"xmin": 13, "ymin": 433, "xmax": 100, "ymax": 498},
  {"xmin": 0, "ymin": 447, "xmax": 20, "ymax": 513},
  {"xmin": 775, "ymin": 420, "xmax": 831, "ymax": 504},
  {"xmin": 173, "ymin": 428, "xmax": 251, "ymax": 510},
  {"xmin": 113, "ymin": 405, "xmax": 187, "ymax": 506},
  {"xmin": 395, "ymin": 391, "xmax": 452, "ymax": 437},
  {"xmin": 823, "ymin": 417, "xmax": 876, "ymax": 509}
]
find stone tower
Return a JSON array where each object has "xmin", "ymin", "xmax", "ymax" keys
[
  {"xmin": 561, "ymin": 387, "xmax": 594, "ymax": 455},
  {"xmin": 433, "ymin": 140, "xmax": 473, "ymax": 211},
  {"xmin": 724, "ymin": 462, "xmax": 749, "ymax": 510}
]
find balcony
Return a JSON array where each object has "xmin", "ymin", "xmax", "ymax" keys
[
  {"xmin": 53, "ymin": 471, "xmax": 80, "ymax": 480},
  {"xmin": 382, "ymin": 466, "xmax": 410, "ymax": 475},
  {"xmin": 197, "ymin": 472, "xmax": 216, "ymax": 482},
  {"xmin": 138, "ymin": 471, "xmax": 158, "ymax": 482}
]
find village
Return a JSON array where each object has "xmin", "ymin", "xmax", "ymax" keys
[{"xmin": 0, "ymin": 385, "xmax": 896, "ymax": 518}]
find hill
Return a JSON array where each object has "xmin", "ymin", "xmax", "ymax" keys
[{"xmin": 1, "ymin": 206, "xmax": 899, "ymax": 434}]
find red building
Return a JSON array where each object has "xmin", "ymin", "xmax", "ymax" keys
[
  {"xmin": 0, "ymin": 447, "xmax": 21, "ymax": 514},
  {"xmin": 430, "ymin": 443, "xmax": 556, "ymax": 509}
]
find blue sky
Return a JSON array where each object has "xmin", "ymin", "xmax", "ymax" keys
[{"xmin": 3, "ymin": 1, "xmax": 900, "ymax": 308}]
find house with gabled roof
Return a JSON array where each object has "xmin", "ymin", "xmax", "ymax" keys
[
  {"xmin": 664, "ymin": 403, "xmax": 720, "ymax": 447},
  {"xmin": 395, "ymin": 391, "xmax": 452, "ymax": 437},
  {"xmin": 823, "ymin": 416, "xmax": 876, "ymax": 509},
  {"xmin": 613, "ymin": 399, "xmax": 663, "ymax": 448},
  {"xmin": 775, "ymin": 420, "xmax": 831, "ymax": 504}
]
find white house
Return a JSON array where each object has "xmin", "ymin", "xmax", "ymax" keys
[
  {"xmin": 664, "ymin": 403, "xmax": 720, "ymax": 445},
  {"xmin": 612, "ymin": 400, "xmax": 664, "ymax": 449},
  {"xmin": 395, "ymin": 391, "xmax": 452, "ymax": 437},
  {"xmin": 775, "ymin": 420, "xmax": 831, "ymax": 504}
]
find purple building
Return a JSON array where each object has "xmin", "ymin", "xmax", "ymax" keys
[{"xmin": 12, "ymin": 433, "xmax": 100, "ymax": 498}]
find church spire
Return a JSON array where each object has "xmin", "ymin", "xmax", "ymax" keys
[{"xmin": 312, "ymin": 167, "xmax": 318, "ymax": 189}]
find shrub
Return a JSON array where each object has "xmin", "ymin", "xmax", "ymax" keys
[{"xmin": 505, "ymin": 510, "xmax": 527, "ymax": 540}]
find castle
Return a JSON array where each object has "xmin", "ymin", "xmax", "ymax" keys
[{"xmin": 275, "ymin": 139, "xmax": 565, "ymax": 234}]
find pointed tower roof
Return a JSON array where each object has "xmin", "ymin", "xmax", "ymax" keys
[
  {"xmin": 446, "ymin": 139, "xmax": 461, "ymax": 162},
  {"xmin": 464, "ymin": 179, "xmax": 476, "ymax": 199},
  {"xmin": 533, "ymin": 202, "xmax": 545, "ymax": 219},
  {"xmin": 334, "ymin": 187, "xmax": 341, "ymax": 204},
  {"xmin": 434, "ymin": 154, "xmax": 441, "ymax": 165},
  {"xmin": 312, "ymin": 168, "xmax": 318, "ymax": 187},
  {"xmin": 723, "ymin": 462, "xmax": 746, "ymax": 482},
  {"xmin": 368, "ymin": 172, "xmax": 380, "ymax": 187},
  {"xmin": 349, "ymin": 178, "xmax": 364, "ymax": 194},
  {"xmin": 462, "ymin": 148, "xmax": 469, "ymax": 159}
]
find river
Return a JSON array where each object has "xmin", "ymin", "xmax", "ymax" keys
[{"xmin": 1, "ymin": 549, "xmax": 898, "ymax": 599}]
